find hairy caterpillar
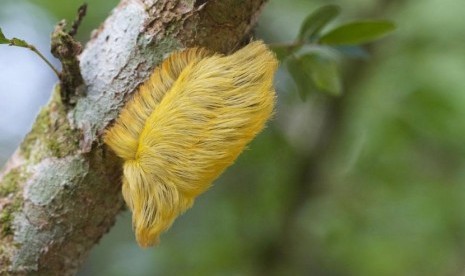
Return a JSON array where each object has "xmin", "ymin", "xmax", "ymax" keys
[{"xmin": 104, "ymin": 41, "xmax": 278, "ymax": 247}]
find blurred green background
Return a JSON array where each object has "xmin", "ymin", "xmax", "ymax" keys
[{"xmin": 1, "ymin": 0, "xmax": 465, "ymax": 275}]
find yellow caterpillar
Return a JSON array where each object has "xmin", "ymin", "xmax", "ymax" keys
[{"xmin": 104, "ymin": 41, "xmax": 278, "ymax": 247}]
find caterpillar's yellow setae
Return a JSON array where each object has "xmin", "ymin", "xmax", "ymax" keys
[{"xmin": 104, "ymin": 41, "xmax": 278, "ymax": 247}]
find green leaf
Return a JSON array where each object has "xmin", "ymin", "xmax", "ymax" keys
[
  {"xmin": 0, "ymin": 28, "xmax": 9, "ymax": 44},
  {"xmin": 301, "ymin": 53, "xmax": 342, "ymax": 96},
  {"xmin": 319, "ymin": 20, "xmax": 396, "ymax": 45},
  {"xmin": 298, "ymin": 4, "xmax": 341, "ymax": 41},
  {"xmin": 287, "ymin": 52, "xmax": 342, "ymax": 99},
  {"xmin": 10, "ymin": 38, "xmax": 29, "ymax": 48},
  {"xmin": 287, "ymin": 57, "xmax": 316, "ymax": 100},
  {"xmin": 270, "ymin": 44, "xmax": 300, "ymax": 61},
  {"xmin": 0, "ymin": 27, "xmax": 29, "ymax": 48}
]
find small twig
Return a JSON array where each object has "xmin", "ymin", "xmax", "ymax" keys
[
  {"xmin": 0, "ymin": 27, "xmax": 61, "ymax": 78},
  {"xmin": 267, "ymin": 41, "xmax": 302, "ymax": 49},
  {"xmin": 28, "ymin": 45, "xmax": 61, "ymax": 77},
  {"xmin": 50, "ymin": 3, "xmax": 89, "ymax": 106},
  {"xmin": 69, "ymin": 3, "xmax": 88, "ymax": 37}
]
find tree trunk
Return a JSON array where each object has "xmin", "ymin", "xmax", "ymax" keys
[{"xmin": 0, "ymin": 0, "xmax": 267, "ymax": 274}]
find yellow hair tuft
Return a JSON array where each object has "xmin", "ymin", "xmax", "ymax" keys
[{"xmin": 104, "ymin": 41, "xmax": 278, "ymax": 247}]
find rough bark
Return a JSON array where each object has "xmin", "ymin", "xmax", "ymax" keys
[{"xmin": 0, "ymin": 0, "xmax": 267, "ymax": 274}]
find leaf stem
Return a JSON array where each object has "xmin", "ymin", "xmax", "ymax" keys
[
  {"xmin": 268, "ymin": 41, "xmax": 303, "ymax": 49},
  {"xmin": 28, "ymin": 45, "xmax": 61, "ymax": 78}
]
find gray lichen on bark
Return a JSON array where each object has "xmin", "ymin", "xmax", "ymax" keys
[{"xmin": 0, "ymin": 0, "xmax": 267, "ymax": 274}]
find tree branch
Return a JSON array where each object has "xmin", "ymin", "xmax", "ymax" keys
[{"xmin": 0, "ymin": 0, "xmax": 267, "ymax": 274}]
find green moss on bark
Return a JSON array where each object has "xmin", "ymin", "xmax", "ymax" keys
[
  {"xmin": 0, "ymin": 168, "xmax": 27, "ymax": 237},
  {"xmin": 0, "ymin": 169, "xmax": 20, "ymax": 198},
  {"xmin": 20, "ymin": 87, "xmax": 80, "ymax": 162}
]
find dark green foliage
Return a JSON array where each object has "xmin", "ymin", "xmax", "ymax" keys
[
  {"xmin": 319, "ymin": 20, "xmax": 396, "ymax": 45},
  {"xmin": 271, "ymin": 4, "xmax": 395, "ymax": 100},
  {"xmin": 298, "ymin": 4, "xmax": 340, "ymax": 42},
  {"xmin": 288, "ymin": 51, "xmax": 341, "ymax": 99}
]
